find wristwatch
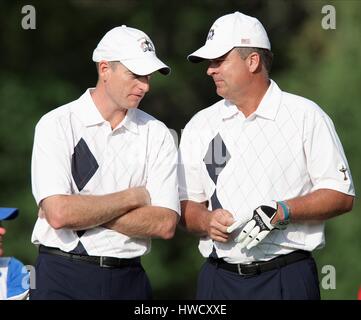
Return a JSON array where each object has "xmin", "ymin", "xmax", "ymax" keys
[{"xmin": 273, "ymin": 201, "xmax": 291, "ymax": 230}]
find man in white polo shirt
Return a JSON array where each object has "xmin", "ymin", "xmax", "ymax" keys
[
  {"xmin": 178, "ymin": 12, "xmax": 355, "ymax": 299},
  {"xmin": 30, "ymin": 26, "xmax": 180, "ymax": 299}
]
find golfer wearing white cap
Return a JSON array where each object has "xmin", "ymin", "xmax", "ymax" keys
[
  {"xmin": 0, "ymin": 208, "xmax": 29, "ymax": 300},
  {"xmin": 179, "ymin": 12, "xmax": 354, "ymax": 299},
  {"xmin": 30, "ymin": 26, "xmax": 179, "ymax": 299}
]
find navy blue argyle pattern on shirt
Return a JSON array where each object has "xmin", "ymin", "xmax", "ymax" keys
[
  {"xmin": 70, "ymin": 138, "xmax": 99, "ymax": 255},
  {"xmin": 203, "ymin": 133, "xmax": 231, "ymax": 210},
  {"xmin": 71, "ymin": 138, "xmax": 99, "ymax": 192},
  {"xmin": 69, "ymin": 238, "xmax": 88, "ymax": 255},
  {"xmin": 73, "ymin": 230, "xmax": 88, "ymax": 254},
  {"xmin": 203, "ymin": 133, "xmax": 231, "ymax": 258}
]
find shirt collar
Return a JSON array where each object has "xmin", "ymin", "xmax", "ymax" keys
[
  {"xmin": 74, "ymin": 89, "xmax": 139, "ymax": 134},
  {"xmin": 74, "ymin": 89, "xmax": 106, "ymax": 127},
  {"xmin": 253, "ymin": 79, "xmax": 282, "ymax": 120},
  {"xmin": 220, "ymin": 100, "xmax": 240, "ymax": 120},
  {"xmin": 221, "ymin": 79, "xmax": 282, "ymax": 121},
  {"xmin": 113, "ymin": 108, "xmax": 139, "ymax": 134}
]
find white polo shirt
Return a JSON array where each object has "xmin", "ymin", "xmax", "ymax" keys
[
  {"xmin": 178, "ymin": 80, "xmax": 355, "ymax": 264},
  {"xmin": 31, "ymin": 89, "xmax": 180, "ymax": 258}
]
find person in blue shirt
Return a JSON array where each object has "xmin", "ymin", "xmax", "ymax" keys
[{"xmin": 0, "ymin": 208, "xmax": 29, "ymax": 300}]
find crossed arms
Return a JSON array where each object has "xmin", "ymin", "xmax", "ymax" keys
[{"xmin": 40, "ymin": 187, "xmax": 179, "ymax": 240}]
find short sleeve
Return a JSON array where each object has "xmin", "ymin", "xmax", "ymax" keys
[
  {"xmin": 304, "ymin": 112, "xmax": 355, "ymax": 196},
  {"xmin": 178, "ymin": 122, "xmax": 208, "ymax": 203},
  {"xmin": 31, "ymin": 116, "xmax": 72, "ymax": 205},
  {"xmin": 146, "ymin": 125, "xmax": 180, "ymax": 214}
]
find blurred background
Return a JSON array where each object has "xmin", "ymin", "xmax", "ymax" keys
[{"xmin": 0, "ymin": 0, "xmax": 360, "ymax": 299}]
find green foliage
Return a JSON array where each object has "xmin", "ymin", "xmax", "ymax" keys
[{"xmin": 0, "ymin": 0, "xmax": 359, "ymax": 300}]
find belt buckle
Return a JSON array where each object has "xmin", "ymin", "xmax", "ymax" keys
[
  {"xmin": 99, "ymin": 256, "xmax": 111, "ymax": 268},
  {"xmin": 237, "ymin": 263, "xmax": 259, "ymax": 276},
  {"xmin": 237, "ymin": 264, "xmax": 247, "ymax": 275}
]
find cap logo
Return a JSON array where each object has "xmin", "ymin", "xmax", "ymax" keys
[
  {"xmin": 139, "ymin": 37, "xmax": 155, "ymax": 53},
  {"xmin": 241, "ymin": 38, "xmax": 251, "ymax": 45},
  {"xmin": 207, "ymin": 28, "xmax": 215, "ymax": 40}
]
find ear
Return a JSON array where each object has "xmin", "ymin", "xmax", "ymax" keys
[
  {"xmin": 98, "ymin": 60, "xmax": 112, "ymax": 81},
  {"xmin": 247, "ymin": 52, "xmax": 261, "ymax": 73}
]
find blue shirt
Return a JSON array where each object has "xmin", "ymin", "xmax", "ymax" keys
[{"xmin": 0, "ymin": 257, "xmax": 29, "ymax": 299}]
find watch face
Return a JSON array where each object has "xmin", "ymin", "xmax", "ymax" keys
[{"xmin": 276, "ymin": 220, "xmax": 289, "ymax": 230}]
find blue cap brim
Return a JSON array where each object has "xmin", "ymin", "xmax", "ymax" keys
[{"xmin": 0, "ymin": 208, "xmax": 19, "ymax": 220}]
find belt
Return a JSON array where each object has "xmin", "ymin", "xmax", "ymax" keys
[
  {"xmin": 39, "ymin": 245, "xmax": 141, "ymax": 268},
  {"xmin": 208, "ymin": 250, "xmax": 311, "ymax": 276}
]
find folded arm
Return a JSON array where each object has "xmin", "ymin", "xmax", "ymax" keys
[
  {"xmin": 40, "ymin": 186, "xmax": 150, "ymax": 230},
  {"xmin": 103, "ymin": 206, "xmax": 179, "ymax": 240}
]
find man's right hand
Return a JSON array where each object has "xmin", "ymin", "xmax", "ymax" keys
[
  {"xmin": 131, "ymin": 186, "xmax": 151, "ymax": 207},
  {"xmin": 205, "ymin": 209, "xmax": 235, "ymax": 243}
]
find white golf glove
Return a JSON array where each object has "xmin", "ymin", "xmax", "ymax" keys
[{"xmin": 227, "ymin": 201, "xmax": 289, "ymax": 250}]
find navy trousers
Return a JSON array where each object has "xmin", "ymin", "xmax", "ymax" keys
[
  {"xmin": 29, "ymin": 252, "xmax": 152, "ymax": 300},
  {"xmin": 197, "ymin": 256, "xmax": 320, "ymax": 300}
]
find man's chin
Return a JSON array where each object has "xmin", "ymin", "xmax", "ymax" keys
[
  {"xmin": 216, "ymin": 88, "xmax": 226, "ymax": 98},
  {"xmin": 121, "ymin": 101, "xmax": 141, "ymax": 110},
  {"xmin": 128, "ymin": 98, "xmax": 143, "ymax": 109},
  {"xmin": 127, "ymin": 104, "xmax": 140, "ymax": 109}
]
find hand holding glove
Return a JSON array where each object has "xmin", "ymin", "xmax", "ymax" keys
[{"xmin": 227, "ymin": 201, "xmax": 290, "ymax": 250}]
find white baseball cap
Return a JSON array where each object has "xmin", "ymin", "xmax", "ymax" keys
[
  {"xmin": 92, "ymin": 25, "xmax": 170, "ymax": 75},
  {"xmin": 188, "ymin": 11, "xmax": 271, "ymax": 62}
]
